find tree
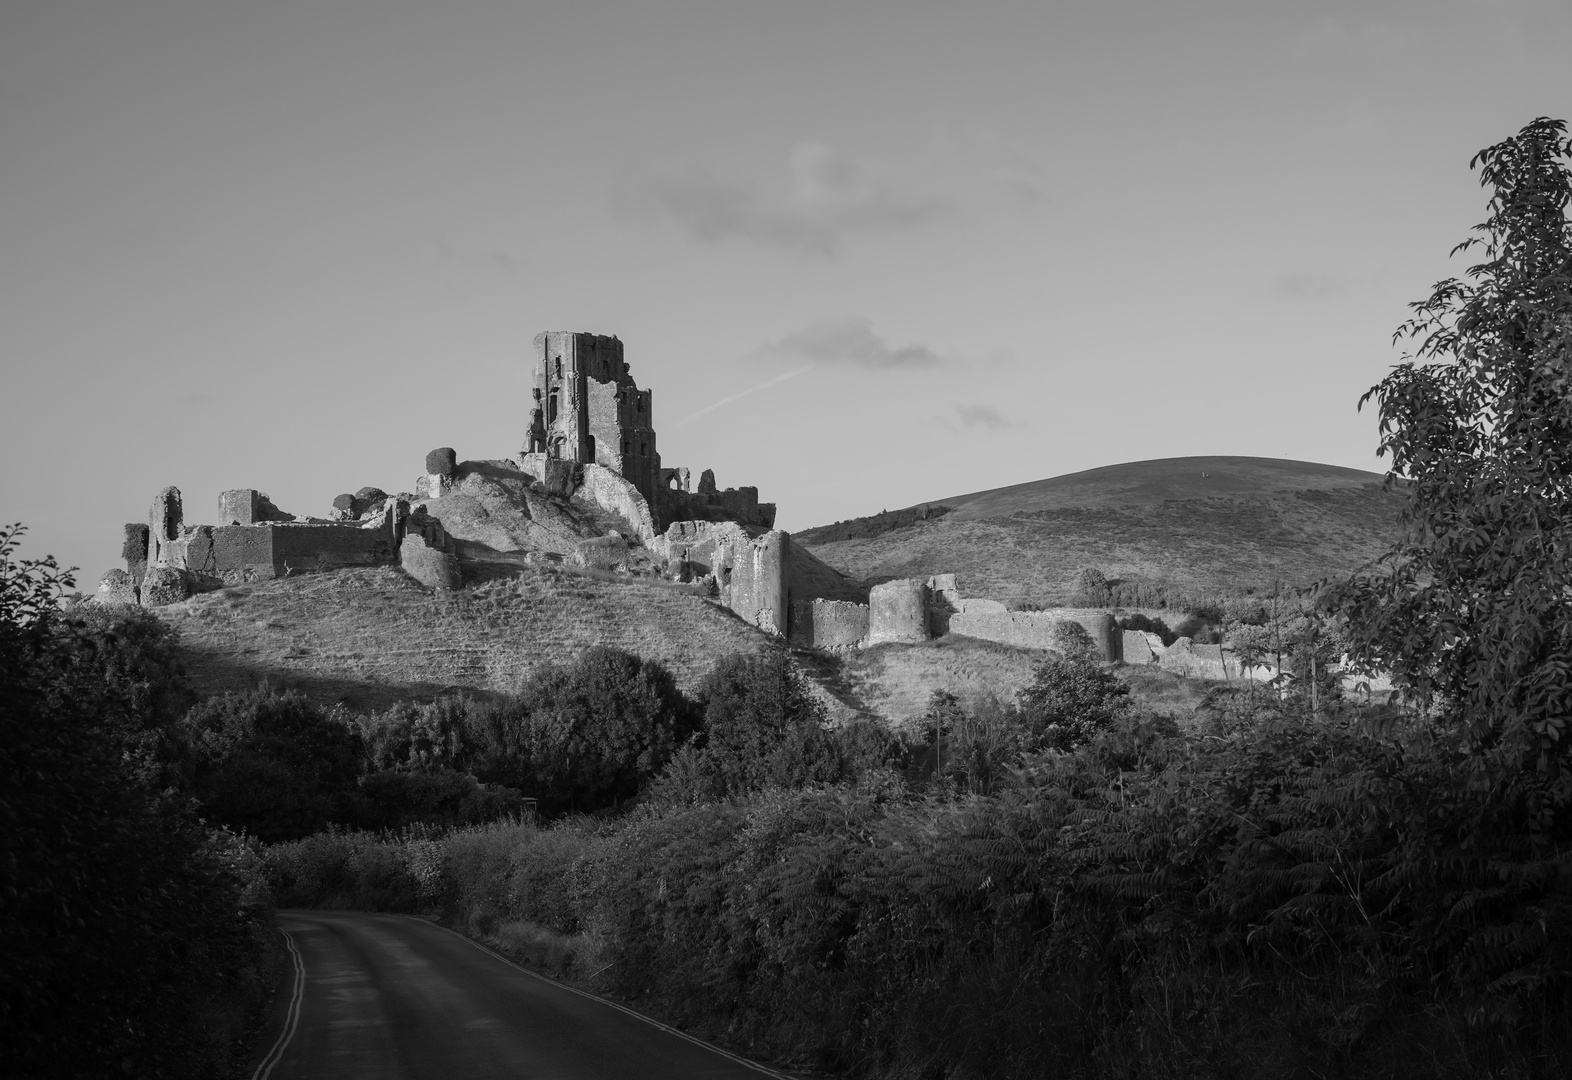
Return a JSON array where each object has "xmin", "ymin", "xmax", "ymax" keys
[
  {"xmin": 1017, "ymin": 652, "xmax": 1130, "ymax": 751},
  {"xmin": 1335, "ymin": 118, "xmax": 1572, "ymax": 840},
  {"xmin": 178, "ymin": 686, "xmax": 365, "ymax": 842},
  {"xmin": 0, "ymin": 525, "xmax": 271, "ymax": 1077},
  {"xmin": 478, "ymin": 646, "xmax": 693, "ymax": 814}
]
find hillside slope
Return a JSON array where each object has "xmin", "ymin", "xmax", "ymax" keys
[
  {"xmin": 796, "ymin": 456, "xmax": 1403, "ymax": 606},
  {"xmin": 163, "ymin": 565, "xmax": 773, "ymax": 711}
]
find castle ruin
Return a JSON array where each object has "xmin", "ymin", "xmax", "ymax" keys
[{"xmin": 97, "ymin": 330, "xmax": 1127, "ymax": 666}]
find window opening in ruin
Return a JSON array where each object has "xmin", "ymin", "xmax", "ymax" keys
[
  {"xmin": 548, "ymin": 393, "xmax": 558, "ymax": 423},
  {"xmin": 720, "ymin": 566, "xmax": 732, "ymax": 586},
  {"xmin": 640, "ymin": 441, "xmax": 647, "ymax": 456},
  {"xmin": 554, "ymin": 358, "xmax": 563, "ymax": 379},
  {"xmin": 622, "ymin": 438, "xmax": 629, "ymax": 455},
  {"xmin": 587, "ymin": 435, "xmax": 596, "ymax": 463}
]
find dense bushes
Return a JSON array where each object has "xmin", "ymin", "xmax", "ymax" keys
[
  {"xmin": 179, "ymin": 688, "xmax": 366, "ymax": 842},
  {"xmin": 265, "ymin": 697, "xmax": 1570, "ymax": 1078},
  {"xmin": 0, "ymin": 526, "xmax": 276, "ymax": 1079}
]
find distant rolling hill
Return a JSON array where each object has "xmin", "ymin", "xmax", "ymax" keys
[{"xmin": 794, "ymin": 456, "xmax": 1404, "ymax": 608}]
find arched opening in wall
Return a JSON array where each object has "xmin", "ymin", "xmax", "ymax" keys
[
  {"xmin": 587, "ymin": 435, "xmax": 597, "ymax": 463},
  {"xmin": 554, "ymin": 357, "xmax": 563, "ymax": 380},
  {"xmin": 668, "ymin": 474, "xmax": 681, "ymax": 489},
  {"xmin": 548, "ymin": 393, "xmax": 558, "ymax": 423},
  {"xmin": 550, "ymin": 434, "xmax": 566, "ymax": 459}
]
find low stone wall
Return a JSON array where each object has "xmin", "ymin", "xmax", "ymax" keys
[
  {"xmin": 1160, "ymin": 639, "xmax": 1254, "ymax": 680},
  {"xmin": 946, "ymin": 609, "xmax": 1123, "ymax": 661},
  {"xmin": 792, "ymin": 598, "xmax": 869, "ymax": 649},
  {"xmin": 169, "ymin": 521, "xmax": 393, "ymax": 585}
]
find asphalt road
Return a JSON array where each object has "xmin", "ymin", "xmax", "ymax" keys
[{"xmin": 251, "ymin": 911, "xmax": 795, "ymax": 1080}]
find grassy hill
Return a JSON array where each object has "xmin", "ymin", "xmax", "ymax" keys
[
  {"xmin": 163, "ymin": 564, "xmax": 773, "ymax": 712},
  {"xmin": 795, "ymin": 456, "xmax": 1404, "ymax": 607}
]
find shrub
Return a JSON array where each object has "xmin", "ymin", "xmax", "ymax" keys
[
  {"xmin": 178, "ymin": 686, "xmax": 364, "ymax": 842},
  {"xmin": 356, "ymin": 767, "xmax": 526, "ymax": 831}
]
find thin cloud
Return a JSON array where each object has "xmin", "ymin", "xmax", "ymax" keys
[
  {"xmin": 954, "ymin": 404, "xmax": 1015, "ymax": 430},
  {"xmin": 754, "ymin": 317, "xmax": 946, "ymax": 371},
  {"xmin": 435, "ymin": 240, "xmax": 518, "ymax": 273},
  {"xmin": 675, "ymin": 366, "xmax": 814, "ymax": 429},
  {"xmin": 971, "ymin": 128, "xmax": 1054, "ymax": 208},
  {"xmin": 1275, "ymin": 271, "xmax": 1346, "ymax": 299},
  {"xmin": 616, "ymin": 142, "xmax": 953, "ymax": 256}
]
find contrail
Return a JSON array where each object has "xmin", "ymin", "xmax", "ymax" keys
[{"xmin": 674, "ymin": 365, "xmax": 814, "ymax": 428}]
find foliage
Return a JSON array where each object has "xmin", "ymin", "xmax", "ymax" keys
[
  {"xmin": 673, "ymin": 650, "xmax": 842, "ymax": 799},
  {"xmin": 356, "ymin": 768, "xmax": 528, "ymax": 832},
  {"xmin": 178, "ymin": 686, "xmax": 365, "ymax": 842},
  {"xmin": 265, "ymin": 703, "xmax": 1572, "ymax": 1078},
  {"xmin": 1337, "ymin": 117, "xmax": 1572, "ymax": 835},
  {"xmin": 922, "ymin": 689, "xmax": 1026, "ymax": 794},
  {"xmin": 504, "ymin": 646, "xmax": 693, "ymax": 813},
  {"xmin": 1018, "ymin": 652, "xmax": 1131, "ymax": 751},
  {"xmin": 0, "ymin": 524, "xmax": 275, "ymax": 1079},
  {"xmin": 1117, "ymin": 611, "xmax": 1175, "ymax": 646}
]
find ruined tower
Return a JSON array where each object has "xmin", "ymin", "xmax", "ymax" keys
[{"xmin": 531, "ymin": 331, "xmax": 659, "ymax": 510}]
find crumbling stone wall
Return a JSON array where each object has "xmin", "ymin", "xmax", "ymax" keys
[
  {"xmin": 1123, "ymin": 630, "xmax": 1159, "ymax": 663},
  {"xmin": 218, "ymin": 489, "xmax": 292, "ymax": 526},
  {"xmin": 1160, "ymin": 639, "xmax": 1248, "ymax": 680},
  {"xmin": 792, "ymin": 598, "xmax": 869, "ymax": 649},
  {"xmin": 715, "ymin": 530, "xmax": 789, "ymax": 635},
  {"xmin": 869, "ymin": 579, "xmax": 931, "ymax": 645},
  {"xmin": 785, "ymin": 575, "xmax": 1124, "ymax": 659},
  {"xmin": 658, "ymin": 469, "xmax": 777, "ymax": 530},
  {"xmin": 128, "ymin": 486, "xmax": 404, "ymax": 603},
  {"xmin": 947, "ymin": 606, "xmax": 1123, "ymax": 661}
]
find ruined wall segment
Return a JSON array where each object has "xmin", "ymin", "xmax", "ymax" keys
[
  {"xmin": 793, "ymin": 598, "xmax": 869, "ymax": 649},
  {"xmin": 869, "ymin": 579, "xmax": 931, "ymax": 645}
]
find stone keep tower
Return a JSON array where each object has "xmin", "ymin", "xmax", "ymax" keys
[{"xmin": 529, "ymin": 331, "xmax": 660, "ymax": 509}]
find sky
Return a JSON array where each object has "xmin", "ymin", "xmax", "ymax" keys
[{"xmin": 2, "ymin": 0, "xmax": 1568, "ymax": 582}]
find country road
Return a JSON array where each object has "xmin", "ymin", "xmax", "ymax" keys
[{"xmin": 250, "ymin": 911, "xmax": 797, "ymax": 1080}]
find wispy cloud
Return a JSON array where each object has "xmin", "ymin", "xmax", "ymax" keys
[
  {"xmin": 753, "ymin": 317, "xmax": 947, "ymax": 370},
  {"xmin": 970, "ymin": 128, "xmax": 1054, "ymax": 208},
  {"xmin": 1275, "ymin": 271, "xmax": 1346, "ymax": 299},
  {"xmin": 1296, "ymin": 18, "xmax": 1413, "ymax": 58},
  {"xmin": 435, "ymin": 240, "xmax": 518, "ymax": 273},
  {"xmin": 954, "ymin": 404, "xmax": 1014, "ymax": 430},
  {"xmin": 616, "ymin": 142, "xmax": 953, "ymax": 256},
  {"xmin": 675, "ymin": 365, "xmax": 814, "ymax": 429}
]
